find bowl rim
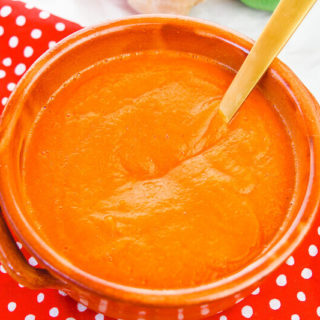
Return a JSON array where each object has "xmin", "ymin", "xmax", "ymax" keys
[{"xmin": 0, "ymin": 14, "xmax": 320, "ymax": 307}]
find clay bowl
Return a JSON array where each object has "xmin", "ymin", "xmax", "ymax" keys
[{"xmin": 0, "ymin": 16, "xmax": 319, "ymax": 320}]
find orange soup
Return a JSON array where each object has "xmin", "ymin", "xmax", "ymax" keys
[{"xmin": 22, "ymin": 50, "xmax": 295, "ymax": 289}]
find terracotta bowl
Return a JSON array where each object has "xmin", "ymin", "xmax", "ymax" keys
[{"xmin": 0, "ymin": 16, "xmax": 319, "ymax": 320}]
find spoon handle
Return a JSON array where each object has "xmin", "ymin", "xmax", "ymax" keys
[{"xmin": 219, "ymin": 0, "xmax": 317, "ymax": 122}]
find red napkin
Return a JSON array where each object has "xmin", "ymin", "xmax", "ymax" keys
[{"xmin": 1, "ymin": 1, "xmax": 320, "ymax": 319}]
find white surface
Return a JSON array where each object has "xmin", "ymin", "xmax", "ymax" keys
[{"xmin": 23, "ymin": 0, "xmax": 320, "ymax": 101}]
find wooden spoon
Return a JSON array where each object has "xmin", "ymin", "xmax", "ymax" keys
[{"xmin": 219, "ymin": 0, "xmax": 317, "ymax": 123}]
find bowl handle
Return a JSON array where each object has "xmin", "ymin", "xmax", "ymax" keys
[{"xmin": 0, "ymin": 211, "xmax": 65, "ymax": 289}]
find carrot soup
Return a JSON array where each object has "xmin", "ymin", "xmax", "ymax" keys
[{"xmin": 22, "ymin": 50, "xmax": 295, "ymax": 289}]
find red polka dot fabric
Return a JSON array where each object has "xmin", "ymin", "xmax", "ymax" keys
[{"xmin": 0, "ymin": 1, "xmax": 320, "ymax": 319}]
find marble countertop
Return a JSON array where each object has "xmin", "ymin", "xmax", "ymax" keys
[{"xmin": 22, "ymin": 0, "xmax": 320, "ymax": 102}]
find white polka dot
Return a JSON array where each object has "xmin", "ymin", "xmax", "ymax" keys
[
  {"xmin": 0, "ymin": 264, "xmax": 7, "ymax": 273},
  {"xmin": 291, "ymin": 314, "xmax": 300, "ymax": 320},
  {"xmin": 318, "ymin": 226, "xmax": 320, "ymax": 236},
  {"xmin": 0, "ymin": 26, "xmax": 4, "ymax": 36},
  {"xmin": 8, "ymin": 302, "xmax": 16, "ymax": 312},
  {"xmin": 95, "ymin": 314, "xmax": 104, "ymax": 320},
  {"xmin": 55, "ymin": 22, "xmax": 65, "ymax": 31},
  {"xmin": 18, "ymin": 283, "xmax": 24, "ymax": 288},
  {"xmin": 15, "ymin": 63, "xmax": 26, "ymax": 76},
  {"xmin": 0, "ymin": 69, "xmax": 6, "ymax": 79},
  {"xmin": 220, "ymin": 316, "xmax": 227, "ymax": 320},
  {"xmin": 1, "ymin": 5, "xmax": 12, "ymax": 17},
  {"xmin": 297, "ymin": 291, "xmax": 306, "ymax": 301},
  {"xmin": 77, "ymin": 303, "xmax": 87, "ymax": 312},
  {"xmin": 3, "ymin": 57, "xmax": 12, "ymax": 66},
  {"xmin": 48, "ymin": 41, "xmax": 57, "ymax": 49},
  {"xmin": 39, "ymin": 11, "xmax": 50, "ymax": 19},
  {"xmin": 7, "ymin": 83, "xmax": 16, "ymax": 92},
  {"xmin": 251, "ymin": 287, "xmax": 260, "ymax": 295},
  {"xmin": 66, "ymin": 318, "xmax": 76, "ymax": 320},
  {"xmin": 25, "ymin": 3, "xmax": 34, "ymax": 9},
  {"xmin": 24, "ymin": 46, "xmax": 34, "ymax": 58},
  {"xmin": 276, "ymin": 274, "xmax": 287, "ymax": 286},
  {"xmin": 28, "ymin": 256, "xmax": 38, "ymax": 266},
  {"xmin": 286, "ymin": 256, "xmax": 295, "ymax": 266},
  {"xmin": 301, "ymin": 268, "xmax": 312, "ymax": 279},
  {"xmin": 269, "ymin": 299, "xmax": 281, "ymax": 310},
  {"xmin": 200, "ymin": 306, "xmax": 210, "ymax": 316},
  {"xmin": 2, "ymin": 97, "xmax": 8, "ymax": 106},
  {"xmin": 309, "ymin": 244, "xmax": 318, "ymax": 257},
  {"xmin": 58, "ymin": 290, "xmax": 67, "ymax": 296},
  {"xmin": 37, "ymin": 293, "xmax": 44, "ymax": 303},
  {"xmin": 241, "ymin": 306, "xmax": 253, "ymax": 318},
  {"xmin": 25, "ymin": 315, "xmax": 35, "ymax": 320},
  {"xmin": 49, "ymin": 307, "xmax": 59, "ymax": 317},
  {"xmin": 16, "ymin": 241, "xmax": 22, "ymax": 249},
  {"xmin": 31, "ymin": 29, "xmax": 42, "ymax": 39},
  {"xmin": 16, "ymin": 15, "xmax": 26, "ymax": 26},
  {"xmin": 317, "ymin": 306, "xmax": 320, "ymax": 317},
  {"xmin": 178, "ymin": 309, "xmax": 184, "ymax": 320},
  {"xmin": 9, "ymin": 36, "xmax": 19, "ymax": 48}
]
